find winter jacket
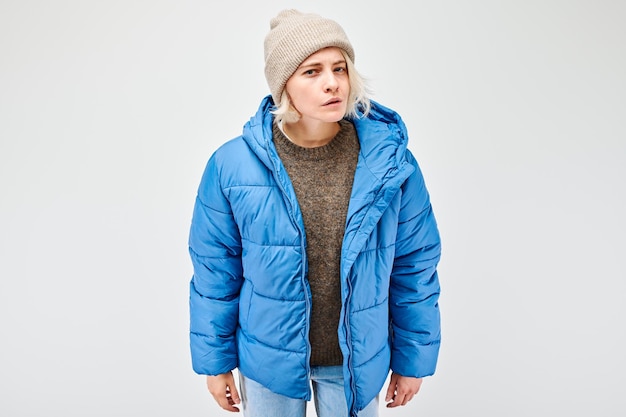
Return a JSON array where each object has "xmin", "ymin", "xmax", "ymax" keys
[{"xmin": 189, "ymin": 95, "xmax": 441, "ymax": 416}]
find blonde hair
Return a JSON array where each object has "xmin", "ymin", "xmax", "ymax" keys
[{"xmin": 271, "ymin": 50, "xmax": 371, "ymax": 123}]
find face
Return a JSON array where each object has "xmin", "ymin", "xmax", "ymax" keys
[{"xmin": 285, "ymin": 47, "xmax": 350, "ymax": 124}]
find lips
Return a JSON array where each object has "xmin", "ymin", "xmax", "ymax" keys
[{"xmin": 323, "ymin": 97, "xmax": 342, "ymax": 106}]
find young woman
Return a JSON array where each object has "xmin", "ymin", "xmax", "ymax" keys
[{"xmin": 188, "ymin": 9, "xmax": 442, "ymax": 417}]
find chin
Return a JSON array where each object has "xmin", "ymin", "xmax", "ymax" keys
[
  {"xmin": 323, "ymin": 108, "xmax": 347, "ymax": 122},
  {"xmin": 323, "ymin": 115, "xmax": 345, "ymax": 123}
]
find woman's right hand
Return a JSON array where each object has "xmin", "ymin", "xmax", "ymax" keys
[{"xmin": 206, "ymin": 371, "xmax": 241, "ymax": 412}]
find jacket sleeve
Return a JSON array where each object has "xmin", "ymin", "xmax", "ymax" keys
[
  {"xmin": 389, "ymin": 150, "xmax": 442, "ymax": 378},
  {"xmin": 188, "ymin": 152, "xmax": 244, "ymax": 375}
]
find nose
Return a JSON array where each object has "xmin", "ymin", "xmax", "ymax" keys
[{"xmin": 323, "ymin": 70, "xmax": 339, "ymax": 93}]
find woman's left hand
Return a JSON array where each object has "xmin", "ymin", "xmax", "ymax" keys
[{"xmin": 384, "ymin": 373, "xmax": 423, "ymax": 408}]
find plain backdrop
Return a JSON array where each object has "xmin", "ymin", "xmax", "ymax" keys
[{"xmin": 1, "ymin": 1, "xmax": 625, "ymax": 416}]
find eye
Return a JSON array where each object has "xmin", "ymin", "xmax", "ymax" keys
[
  {"xmin": 334, "ymin": 66, "xmax": 347, "ymax": 73},
  {"xmin": 303, "ymin": 69, "xmax": 317, "ymax": 76}
]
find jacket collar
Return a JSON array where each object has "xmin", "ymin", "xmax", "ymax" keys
[{"xmin": 242, "ymin": 95, "xmax": 410, "ymax": 182}]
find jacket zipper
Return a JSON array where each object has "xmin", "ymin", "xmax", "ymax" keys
[
  {"xmin": 267, "ymin": 145, "xmax": 313, "ymax": 395},
  {"xmin": 343, "ymin": 175, "xmax": 402, "ymax": 416},
  {"xmin": 343, "ymin": 274, "xmax": 357, "ymax": 416}
]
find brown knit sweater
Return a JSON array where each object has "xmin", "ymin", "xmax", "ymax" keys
[{"xmin": 273, "ymin": 119, "xmax": 360, "ymax": 366}]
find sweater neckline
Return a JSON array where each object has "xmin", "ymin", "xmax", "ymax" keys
[{"xmin": 273, "ymin": 119, "xmax": 357, "ymax": 161}]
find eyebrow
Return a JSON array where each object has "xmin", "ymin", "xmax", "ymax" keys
[{"xmin": 298, "ymin": 59, "xmax": 346, "ymax": 69}]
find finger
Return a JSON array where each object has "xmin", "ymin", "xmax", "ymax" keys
[
  {"xmin": 400, "ymin": 393, "xmax": 414, "ymax": 406},
  {"xmin": 217, "ymin": 393, "xmax": 240, "ymax": 413},
  {"xmin": 385, "ymin": 384, "xmax": 396, "ymax": 402},
  {"xmin": 395, "ymin": 386, "xmax": 413, "ymax": 406},
  {"xmin": 228, "ymin": 383, "xmax": 241, "ymax": 405},
  {"xmin": 385, "ymin": 374, "xmax": 398, "ymax": 402},
  {"xmin": 211, "ymin": 386, "xmax": 240, "ymax": 412},
  {"xmin": 386, "ymin": 395, "xmax": 404, "ymax": 408}
]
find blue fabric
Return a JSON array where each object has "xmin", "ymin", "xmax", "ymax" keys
[{"xmin": 189, "ymin": 96, "xmax": 441, "ymax": 417}]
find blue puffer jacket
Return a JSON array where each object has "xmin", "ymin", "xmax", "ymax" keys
[{"xmin": 189, "ymin": 96, "xmax": 441, "ymax": 416}]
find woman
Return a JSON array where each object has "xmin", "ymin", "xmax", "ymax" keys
[{"xmin": 188, "ymin": 9, "xmax": 442, "ymax": 417}]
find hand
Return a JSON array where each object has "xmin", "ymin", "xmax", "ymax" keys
[
  {"xmin": 206, "ymin": 371, "xmax": 241, "ymax": 412},
  {"xmin": 385, "ymin": 373, "xmax": 422, "ymax": 408}
]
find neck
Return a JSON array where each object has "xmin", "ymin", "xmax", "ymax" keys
[{"xmin": 283, "ymin": 119, "xmax": 341, "ymax": 148}]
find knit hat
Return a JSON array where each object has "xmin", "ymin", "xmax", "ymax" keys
[{"xmin": 264, "ymin": 9, "xmax": 355, "ymax": 104}]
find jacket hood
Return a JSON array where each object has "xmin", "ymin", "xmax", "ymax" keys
[
  {"xmin": 241, "ymin": 95, "xmax": 411, "ymax": 182},
  {"xmin": 241, "ymin": 96, "xmax": 276, "ymax": 170}
]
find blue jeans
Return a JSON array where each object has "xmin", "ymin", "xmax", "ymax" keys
[{"xmin": 239, "ymin": 366, "xmax": 379, "ymax": 417}]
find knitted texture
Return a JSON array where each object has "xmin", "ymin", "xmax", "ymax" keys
[
  {"xmin": 273, "ymin": 119, "xmax": 360, "ymax": 366},
  {"xmin": 264, "ymin": 9, "xmax": 355, "ymax": 104}
]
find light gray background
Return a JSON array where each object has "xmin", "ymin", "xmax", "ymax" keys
[{"xmin": 1, "ymin": 1, "xmax": 624, "ymax": 416}]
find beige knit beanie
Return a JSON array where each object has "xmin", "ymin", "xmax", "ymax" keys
[{"xmin": 264, "ymin": 9, "xmax": 355, "ymax": 104}]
